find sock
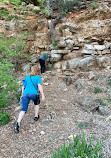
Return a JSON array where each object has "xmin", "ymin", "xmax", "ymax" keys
[{"xmin": 17, "ymin": 122, "xmax": 20, "ymax": 126}]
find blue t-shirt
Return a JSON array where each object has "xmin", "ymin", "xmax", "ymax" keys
[{"xmin": 23, "ymin": 75, "xmax": 41, "ymax": 94}]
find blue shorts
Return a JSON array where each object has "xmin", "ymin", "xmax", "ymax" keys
[{"xmin": 21, "ymin": 93, "xmax": 40, "ymax": 112}]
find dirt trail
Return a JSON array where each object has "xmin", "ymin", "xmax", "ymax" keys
[{"xmin": 0, "ymin": 70, "xmax": 111, "ymax": 158}]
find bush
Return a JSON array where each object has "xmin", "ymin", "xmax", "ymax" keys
[
  {"xmin": 90, "ymin": 1, "xmax": 98, "ymax": 10},
  {"xmin": 49, "ymin": 0, "xmax": 81, "ymax": 13},
  {"xmin": 108, "ymin": 79, "xmax": 111, "ymax": 86},
  {"xmin": 106, "ymin": 98, "xmax": 111, "ymax": 103},
  {"xmin": 0, "ymin": 32, "xmax": 28, "ymax": 125},
  {"xmin": 0, "ymin": 8, "xmax": 9, "ymax": 20},
  {"xmin": 98, "ymin": 99, "xmax": 107, "ymax": 106},
  {"xmin": 94, "ymin": 87, "xmax": 102, "ymax": 94},
  {"xmin": 0, "ymin": 111, "xmax": 10, "ymax": 126},
  {"xmin": 9, "ymin": 0, "xmax": 22, "ymax": 6},
  {"xmin": 0, "ymin": 91, "xmax": 10, "ymax": 109},
  {"xmin": 0, "ymin": 0, "xmax": 9, "ymax": 4},
  {"xmin": 51, "ymin": 132, "xmax": 103, "ymax": 158}
]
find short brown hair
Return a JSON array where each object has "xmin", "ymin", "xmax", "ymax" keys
[{"xmin": 30, "ymin": 66, "xmax": 41, "ymax": 76}]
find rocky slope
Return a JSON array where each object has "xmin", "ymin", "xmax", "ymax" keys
[
  {"xmin": 0, "ymin": 70, "xmax": 111, "ymax": 158},
  {"xmin": 0, "ymin": 1, "xmax": 111, "ymax": 158}
]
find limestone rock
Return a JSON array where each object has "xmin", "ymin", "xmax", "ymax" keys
[
  {"xmin": 50, "ymin": 53, "xmax": 61, "ymax": 62},
  {"xmin": 75, "ymin": 79, "xmax": 85, "ymax": 91},
  {"xmin": 76, "ymin": 96, "xmax": 100, "ymax": 111}
]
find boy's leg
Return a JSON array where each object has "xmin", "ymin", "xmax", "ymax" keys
[
  {"xmin": 34, "ymin": 105, "xmax": 39, "ymax": 116},
  {"xmin": 39, "ymin": 59, "xmax": 45, "ymax": 74},
  {"xmin": 33, "ymin": 95, "xmax": 40, "ymax": 121},
  {"xmin": 14, "ymin": 111, "xmax": 25, "ymax": 133},
  {"xmin": 14, "ymin": 95, "xmax": 30, "ymax": 133},
  {"xmin": 39, "ymin": 59, "xmax": 44, "ymax": 74},
  {"xmin": 17, "ymin": 111, "xmax": 25, "ymax": 124},
  {"xmin": 42, "ymin": 62, "xmax": 45, "ymax": 73}
]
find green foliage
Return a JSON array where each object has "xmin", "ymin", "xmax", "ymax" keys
[
  {"xmin": 90, "ymin": 1, "xmax": 98, "ymax": 9},
  {"xmin": 64, "ymin": 0, "xmax": 81, "ymax": 12},
  {"xmin": 0, "ymin": 32, "xmax": 28, "ymax": 125},
  {"xmin": 108, "ymin": 79, "xmax": 111, "ymax": 86},
  {"xmin": 78, "ymin": 122, "xmax": 89, "ymax": 129},
  {"xmin": 20, "ymin": 5, "xmax": 27, "ymax": 11},
  {"xmin": 0, "ymin": 111, "xmax": 10, "ymax": 126},
  {"xmin": 43, "ymin": 8, "xmax": 51, "ymax": 15},
  {"xmin": 9, "ymin": 0, "xmax": 22, "ymax": 6},
  {"xmin": 0, "ymin": 91, "xmax": 9, "ymax": 108},
  {"xmin": 0, "ymin": 8, "xmax": 9, "ymax": 20},
  {"xmin": 52, "ymin": 39, "xmax": 57, "ymax": 47},
  {"xmin": 106, "ymin": 98, "xmax": 111, "ymax": 103},
  {"xmin": 51, "ymin": 132, "xmax": 103, "ymax": 158},
  {"xmin": 97, "ymin": 99, "xmax": 107, "ymax": 106},
  {"xmin": 0, "ymin": 0, "xmax": 9, "ymax": 4},
  {"xmin": 37, "ymin": 0, "xmax": 44, "ymax": 7},
  {"xmin": 94, "ymin": 87, "xmax": 102, "ymax": 94},
  {"xmin": 51, "ymin": 0, "xmax": 81, "ymax": 13},
  {"xmin": 0, "ymin": 33, "xmax": 27, "ymax": 58},
  {"xmin": 0, "ymin": 32, "xmax": 26, "ymax": 87},
  {"xmin": 0, "ymin": 8, "xmax": 21, "ymax": 21}
]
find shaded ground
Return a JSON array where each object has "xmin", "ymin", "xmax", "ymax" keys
[{"xmin": 0, "ymin": 69, "xmax": 111, "ymax": 158}]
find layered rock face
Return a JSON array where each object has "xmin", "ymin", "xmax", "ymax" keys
[
  {"xmin": 28, "ymin": 0, "xmax": 111, "ymax": 72},
  {"xmin": 0, "ymin": 0, "xmax": 111, "ymax": 72}
]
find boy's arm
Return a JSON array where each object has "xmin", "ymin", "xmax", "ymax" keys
[{"xmin": 38, "ymin": 84, "xmax": 45, "ymax": 101}]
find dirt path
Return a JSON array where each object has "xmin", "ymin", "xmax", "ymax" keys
[{"xmin": 0, "ymin": 70, "xmax": 111, "ymax": 158}]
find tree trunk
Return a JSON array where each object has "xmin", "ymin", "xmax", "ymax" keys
[{"xmin": 48, "ymin": 13, "xmax": 63, "ymax": 43}]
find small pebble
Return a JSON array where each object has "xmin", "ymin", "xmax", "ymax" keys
[{"xmin": 40, "ymin": 131, "xmax": 45, "ymax": 135}]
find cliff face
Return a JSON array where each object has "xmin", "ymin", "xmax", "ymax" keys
[{"xmin": 0, "ymin": 0, "xmax": 111, "ymax": 72}]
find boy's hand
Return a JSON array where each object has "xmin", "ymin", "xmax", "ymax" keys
[{"xmin": 41, "ymin": 95, "xmax": 45, "ymax": 101}]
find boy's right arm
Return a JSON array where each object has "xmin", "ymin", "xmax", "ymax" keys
[{"xmin": 38, "ymin": 84, "xmax": 45, "ymax": 101}]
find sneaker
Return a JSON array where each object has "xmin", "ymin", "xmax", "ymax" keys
[
  {"xmin": 14, "ymin": 122, "xmax": 19, "ymax": 133},
  {"xmin": 34, "ymin": 115, "xmax": 40, "ymax": 121}
]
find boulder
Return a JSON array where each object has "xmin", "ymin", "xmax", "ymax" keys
[
  {"xmin": 51, "ymin": 50, "xmax": 70, "ymax": 54},
  {"xmin": 75, "ymin": 79, "xmax": 85, "ymax": 91},
  {"xmin": 50, "ymin": 53, "xmax": 61, "ymax": 62},
  {"xmin": 76, "ymin": 96, "xmax": 100, "ymax": 111}
]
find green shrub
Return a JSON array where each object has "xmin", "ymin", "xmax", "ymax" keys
[
  {"xmin": 94, "ymin": 87, "xmax": 102, "ymax": 93},
  {"xmin": 108, "ymin": 79, "xmax": 111, "ymax": 86},
  {"xmin": 90, "ymin": 1, "xmax": 98, "ymax": 9},
  {"xmin": 64, "ymin": 0, "xmax": 81, "ymax": 12},
  {"xmin": 0, "ymin": 8, "xmax": 9, "ymax": 19},
  {"xmin": 0, "ymin": 0, "xmax": 9, "ymax": 4},
  {"xmin": 50, "ymin": 0, "xmax": 81, "ymax": 13},
  {"xmin": 0, "ymin": 91, "xmax": 9, "ymax": 109},
  {"xmin": 78, "ymin": 122, "xmax": 89, "ymax": 129},
  {"xmin": 52, "ymin": 39, "xmax": 57, "ymax": 47},
  {"xmin": 98, "ymin": 99, "xmax": 107, "ymax": 106},
  {"xmin": 106, "ymin": 98, "xmax": 111, "ymax": 103},
  {"xmin": 9, "ymin": 0, "xmax": 22, "ymax": 6},
  {"xmin": 20, "ymin": 5, "xmax": 27, "ymax": 11},
  {"xmin": 0, "ymin": 111, "xmax": 10, "ymax": 126},
  {"xmin": 51, "ymin": 132, "xmax": 103, "ymax": 158},
  {"xmin": 0, "ymin": 33, "xmax": 28, "ymax": 110},
  {"xmin": 0, "ymin": 31, "xmax": 29, "ymax": 125}
]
